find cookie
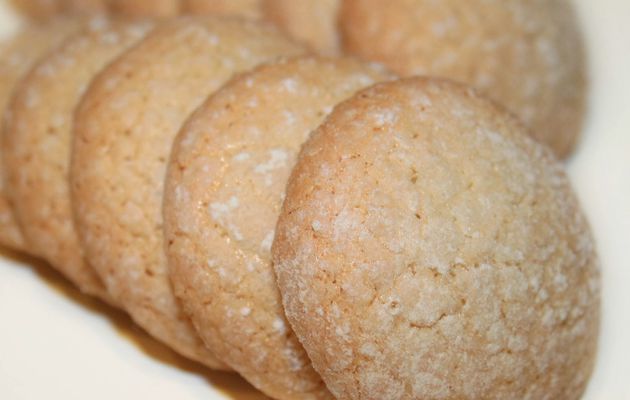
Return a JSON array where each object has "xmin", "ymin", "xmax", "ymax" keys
[
  {"xmin": 272, "ymin": 78, "xmax": 600, "ymax": 399},
  {"xmin": 339, "ymin": 0, "xmax": 587, "ymax": 158},
  {"xmin": 9, "ymin": 0, "xmax": 107, "ymax": 19},
  {"xmin": 62, "ymin": 0, "xmax": 108, "ymax": 15},
  {"xmin": 109, "ymin": 0, "xmax": 180, "ymax": 17},
  {"xmin": 0, "ymin": 17, "xmax": 83, "ymax": 252},
  {"xmin": 264, "ymin": 0, "xmax": 340, "ymax": 55},
  {"xmin": 3, "ymin": 19, "xmax": 154, "ymax": 303},
  {"xmin": 8, "ymin": 0, "xmax": 62, "ymax": 20},
  {"xmin": 164, "ymin": 56, "xmax": 389, "ymax": 399},
  {"xmin": 71, "ymin": 16, "xmax": 304, "ymax": 368},
  {"xmin": 183, "ymin": 0, "xmax": 262, "ymax": 19}
]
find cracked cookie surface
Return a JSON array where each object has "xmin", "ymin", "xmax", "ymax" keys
[
  {"xmin": 340, "ymin": 0, "xmax": 587, "ymax": 158},
  {"xmin": 0, "ymin": 16, "xmax": 83, "ymax": 252},
  {"xmin": 71, "ymin": 16, "xmax": 303, "ymax": 368},
  {"xmin": 164, "ymin": 56, "xmax": 389, "ymax": 399},
  {"xmin": 4, "ymin": 19, "xmax": 153, "ymax": 303},
  {"xmin": 273, "ymin": 78, "xmax": 600, "ymax": 400}
]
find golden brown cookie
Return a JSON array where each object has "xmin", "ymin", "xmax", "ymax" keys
[
  {"xmin": 273, "ymin": 78, "xmax": 600, "ymax": 399},
  {"xmin": 339, "ymin": 0, "xmax": 587, "ymax": 158},
  {"xmin": 109, "ymin": 0, "xmax": 180, "ymax": 17},
  {"xmin": 9, "ymin": 0, "xmax": 107, "ymax": 19},
  {"xmin": 264, "ymin": 0, "xmax": 340, "ymax": 55},
  {"xmin": 183, "ymin": 0, "xmax": 262, "ymax": 19},
  {"xmin": 0, "ymin": 17, "xmax": 83, "ymax": 252},
  {"xmin": 164, "ymin": 56, "xmax": 390, "ymax": 399},
  {"xmin": 62, "ymin": 0, "xmax": 108, "ymax": 15},
  {"xmin": 3, "ymin": 19, "xmax": 154, "ymax": 302},
  {"xmin": 8, "ymin": 0, "xmax": 62, "ymax": 20},
  {"xmin": 71, "ymin": 16, "xmax": 304, "ymax": 369}
]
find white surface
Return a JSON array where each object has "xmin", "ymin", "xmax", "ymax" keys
[{"xmin": 0, "ymin": 0, "xmax": 629, "ymax": 399}]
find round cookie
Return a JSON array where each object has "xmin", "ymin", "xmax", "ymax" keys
[
  {"xmin": 0, "ymin": 17, "xmax": 83, "ymax": 252},
  {"xmin": 183, "ymin": 0, "xmax": 262, "ymax": 19},
  {"xmin": 264, "ymin": 0, "xmax": 340, "ymax": 55},
  {"xmin": 272, "ymin": 78, "xmax": 600, "ymax": 399},
  {"xmin": 71, "ymin": 16, "xmax": 304, "ymax": 369},
  {"xmin": 164, "ymin": 56, "xmax": 390, "ymax": 399},
  {"xmin": 3, "ymin": 19, "xmax": 154, "ymax": 302},
  {"xmin": 109, "ymin": 0, "xmax": 180, "ymax": 17},
  {"xmin": 339, "ymin": 0, "xmax": 587, "ymax": 158}
]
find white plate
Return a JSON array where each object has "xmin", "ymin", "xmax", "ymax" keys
[{"xmin": 0, "ymin": 0, "xmax": 628, "ymax": 399}]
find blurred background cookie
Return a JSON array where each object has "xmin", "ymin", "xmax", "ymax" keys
[
  {"xmin": 108, "ymin": 0, "xmax": 179, "ymax": 18},
  {"xmin": 339, "ymin": 0, "xmax": 587, "ymax": 158},
  {"xmin": 9, "ymin": 0, "xmax": 107, "ymax": 19},
  {"xmin": 273, "ymin": 78, "xmax": 600, "ymax": 399},
  {"xmin": 11, "ymin": 0, "xmax": 264, "ymax": 19},
  {"xmin": 183, "ymin": 0, "xmax": 262, "ymax": 19},
  {"xmin": 3, "ymin": 19, "xmax": 154, "ymax": 303},
  {"xmin": 9, "ymin": 0, "xmax": 62, "ymax": 20},
  {"xmin": 264, "ymin": 0, "xmax": 340, "ymax": 55},
  {"xmin": 71, "ymin": 16, "xmax": 304, "ymax": 369},
  {"xmin": 0, "ymin": 16, "xmax": 83, "ymax": 253},
  {"xmin": 164, "ymin": 55, "xmax": 389, "ymax": 399}
]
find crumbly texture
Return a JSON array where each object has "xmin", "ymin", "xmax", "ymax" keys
[
  {"xmin": 183, "ymin": 0, "xmax": 262, "ymax": 19},
  {"xmin": 3, "ymin": 19, "xmax": 153, "ymax": 303},
  {"xmin": 109, "ymin": 0, "xmax": 180, "ymax": 17},
  {"xmin": 165, "ymin": 56, "xmax": 389, "ymax": 399},
  {"xmin": 273, "ymin": 78, "xmax": 600, "ymax": 399},
  {"xmin": 339, "ymin": 0, "xmax": 587, "ymax": 158},
  {"xmin": 71, "ymin": 16, "xmax": 303, "ymax": 369},
  {"xmin": 264, "ymin": 0, "xmax": 340, "ymax": 55},
  {"xmin": 0, "ymin": 17, "xmax": 83, "ymax": 252}
]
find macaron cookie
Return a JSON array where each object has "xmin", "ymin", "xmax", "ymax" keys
[
  {"xmin": 164, "ymin": 56, "xmax": 390, "ymax": 399},
  {"xmin": 0, "ymin": 16, "xmax": 83, "ymax": 252},
  {"xmin": 273, "ymin": 78, "xmax": 600, "ymax": 399},
  {"xmin": 3, "ymin": 19, "xmax": 154, "ymax": 302},
  {"xmin": 339, "ymin": 0, "xmax": 587, "ymax": 158},
  {"xmin": 264, "ymin": 0, "xmax": 340, "ymax": 55},
  {"xmin": 71, "ymin": 16, "xmax": 304, "ymax": 368}
]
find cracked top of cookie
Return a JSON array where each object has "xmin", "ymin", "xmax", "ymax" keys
[{"xmin": 273, "ymin": 77, "xmax": 600, "ymax": 400}]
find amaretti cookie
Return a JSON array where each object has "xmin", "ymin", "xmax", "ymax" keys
[
  {"xmin": 71, "ymin": 16, "xmax": 304, "ymax": 368},
  {"xmin": 264, "ymin": 0, "xmax": 340, "ymax": 55},
  {"xmin": 164, "ymin": 56, "xmax": 390, "ymax": 399},
  {"xmin": 9, "ymin": 0, "xmax": 107, "ymax": 20},
  {"xmin": 108, "ymin": 0, "xmax": 180, "ymax": 17},
  {"xmin": 0, "ymin": 17, "xmax": 83, "ymax": 252},
  {"xmin": 3, "ymin": 19, "xmax": 154, "ymax": 302},
  {"xmin": 183, "ymin": 0, "xmax": 262, "ymax": 19},
  {"xmin": 339, "ymin": 0, "xmax": 587, "ymax": 158},
  {"xmin": 62, "ymin": 0, "xmax": 108, "ymax": 15},
  {"xmin": 9, "ymin": 0, "xmax": 62, "ymax": 20},
  {"xmin": 273, "ymin": 78, "xmax": 600, "ymax": 399}
]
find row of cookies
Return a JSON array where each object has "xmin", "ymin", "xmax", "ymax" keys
[
  {"xmin": 161, "ymin": 60, "xmax": 599, "ymax": 398},
  {"xmin": 10, "ymin": 0, "xmax": 588, "ymax": 160},
  {"xmin": 0, "ymin": 5, "xmax": 598, "ymax": 400},
  {"xmin": 10, "ymin": 0, "xmax": 330, "ymax": 50},
  {"xmin": 0, "ymin": 15, "xmax": 346, "ymax": 399}
]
